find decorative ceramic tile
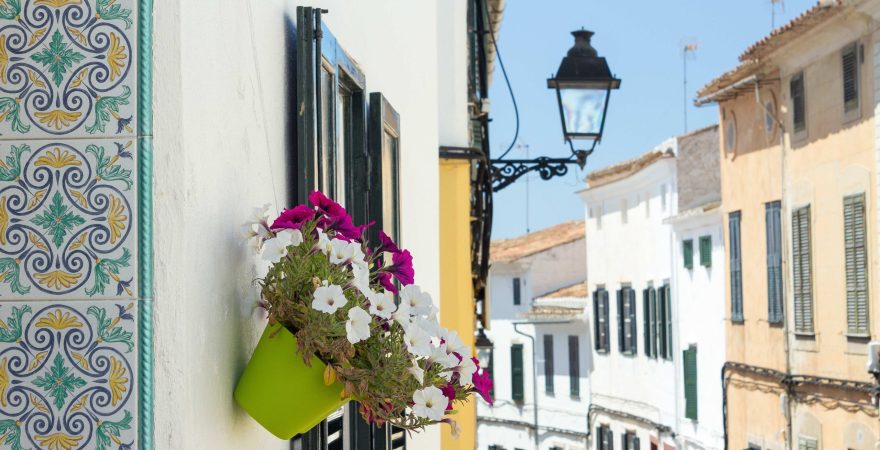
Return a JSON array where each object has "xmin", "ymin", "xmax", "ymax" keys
[
  {"xmin": 0, "ymin": 300, "xmax": 138, "ymax": 449},
  {"xmin": 0, "ymin": 139, "xmax": 137, "ymax": 299},
  {"xmin": 0, "ymin": 0, "xmax": 137, "ymax": 139}
]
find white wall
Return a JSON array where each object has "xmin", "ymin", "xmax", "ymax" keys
[
  {"xmin": 153, "ymin": 1, "xmax": 466, "ymax": 448},
  {"xmin": 670, "ymin": 211, "xmax": 726, "ymax": 450},
  {"xmin": 579, "ymin": 154, "xmax": 679, "ymax": 446}
]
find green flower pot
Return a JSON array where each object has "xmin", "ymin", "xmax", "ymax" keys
[{"xmin": 234, "ymin": 323, "xmax": 348, "ymax": 439}]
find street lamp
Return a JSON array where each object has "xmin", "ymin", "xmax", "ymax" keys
[
  {"xmin": 474, "ymin": 327, "xmax": 494, "ymax": 369},
  {"xmin": 491, "ymin": 29, "xmax": 620, "ymax": 191},
  {"xmin": 548, "ymin": 29, "xmax": 621, "ymax": 151}
]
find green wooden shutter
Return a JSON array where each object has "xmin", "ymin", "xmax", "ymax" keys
[
  {"xmin": 593, "ymin": 289, "xmax": 602, "ymax": 351},
  {"xmin": 543, "ymin": 334, "xmax": 554, "ymax": 394},
  {"xmin": 683, "ymin": 345, "xmax": 698, "ymax": 420},
  {"xmin": 766, "ymin": 201, "xmax": 784, "ymax": 324},
  {"xmin": 617, "ymin": 289, "xmax": 625, "ymax": 353},
  {"xmin": 845, "ymin": 193, "xmax": 869, "ymax": 335},
  {"xmin": 513, "ymin": 277, "xmax": 521, "ymax": 305},
  {"xmin": 602, "ymin": 290, "xmax": 610, "ymax": 352},
  {"xmin": 649, "ymin": 287, "xmax": 658, "ymax": 358},
  {"xmin": 642, "ymin": 288, "xmax": 651, "ymax": 357},
  {"xmin": 568, "ymin": 335, "xmax": 579, "ymax": 397},
  {"xmin": 683, "ymin": 239, "xmax": 694, "ymax": 269},
  {"xmin": 729, "ymin": 212, "xmax": 744, "ymax": 321},
  {"xmin": 628, "ymin": 288, "xmax": 637, "ymax": 355},
  {"xmin": 699, "ymin": 235, "xmax": 712, "ymax": 267},
  {"xmin": 658, "ymin": 286, "xmax": 669, "ymax": 359},
  {"xmin": 511, "ymin": 344, "xmax": 524, "ymax": 402},
  {"xmin": 665, "ymin": 284, "xmax": 673, "ymax": 360},
  {"xmin": 792, "ymin": 206, "xmax": 814, "ymax": 333}
]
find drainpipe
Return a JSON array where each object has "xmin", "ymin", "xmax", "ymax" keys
[{"xmin": 513, "ymin": 320, "xmax": 572, "ymax": 450}]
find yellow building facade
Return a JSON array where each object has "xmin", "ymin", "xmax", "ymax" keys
[{"xmin": 697, "ymin": 2, "xmax": 880, "ymax": 449}]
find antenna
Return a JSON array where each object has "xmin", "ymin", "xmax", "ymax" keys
[
  {"xmin": 681, "ymin": 39, "xmax": 698, "ymax": 134},
  {"xmin": 770, "ymin": 0, "xmax": 785, "ymax": 29}
]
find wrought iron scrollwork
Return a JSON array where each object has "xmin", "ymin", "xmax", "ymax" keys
[{"xmin": 490, "ymin": 148, "xmax": 592, "ymax": 192}]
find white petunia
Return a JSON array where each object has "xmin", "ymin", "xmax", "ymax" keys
[
  {"xmin": 350, "ymin": 264, "xmax": 374, "ymax": 299},
  {"xmin": 407, "ymin": 360, "xmax": 425, "ymax": 385},
  {"xmin": 414, "ymin": 312, "xmax": 441, "ymax": 338},
  {"xmin": 404, "ymin": 324, "xmax": 432, "ymax": 357},
  {"xmin": 277, "ymin": 229, "xmax": 304, "ymax": 248},
  {"xmin": 457, "ymin": 356, "xmax": 477, "ymax": 387},
  {"xmin": 316, "ymin": 229, "xmax": 333, "ymax": 255},
  {"xmin": 412, "ymin": 386, "xmax": 447, "ymax": 421},
  {"xmin": 430, "ymin": 343, "xmax": 460, "ymax": 369},
  {"xmin": 329, "ymin": 238, "xmax": 356, "ymax": 265},
  {"xmin": 312, "ymin": 282, "xmax": 348, "ymax": 314},
  {"xmin": 250, "ymin": 203, "xmax": 272, "ymax": 223},
  {"xmin": 441, "ymin": 328, "xmax": 469, "ymax": 357},
  {"xmin": 400, "ymin": 285, "xmax": 433, "ymax": 316},
  {"xmin": 368, "ymin": 290, "xmax": 397, "ymax": 319},
  {"xmin": 345, "ymin": 306, "xmax": 372, "ymax": 344},
  {"xmin": 392, "ymin": 300, "xmax": 413, "ymax": 327},
  {"xmin": 260, "ymin": 228, "xmax": 303, "ymax": 263},
  {"xmin": 350, "ymin": 245, "xmax": 368, "ymax": 269}
]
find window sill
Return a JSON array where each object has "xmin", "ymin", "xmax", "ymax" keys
[{"xmin": 731, "ymin": 317, "xmax": 744, "ymax": 324}]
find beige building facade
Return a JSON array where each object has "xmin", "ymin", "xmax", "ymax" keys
[{"xmin": 697, "ymin": 2, "xmax": 880, "ymax": 449}]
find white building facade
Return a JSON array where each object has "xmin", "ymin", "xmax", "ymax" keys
[
  {"xmin": 667, "ymin": 127, "xmax": 725, "ymax": 450},
  {"xmin": 579, "ymin": 140, "xmax": 680, "ymax": 450},
  {"xmin": 477, "ymin": 222, "xmax": 591, "ymax": 450}
]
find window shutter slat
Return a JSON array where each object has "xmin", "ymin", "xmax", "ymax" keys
[
  {"xmin": 543, "ymin": 335, "xmax": 554, "ymax": 394},
  {"xmin": 629, "ymin": 288, "xmax": 637, "ymax": 355},
  {"xmin": 844, "ymin": 194, "xmax": 869, "ymax": 335},
  {"xmin": 792, "ymin": 206, "xmax": 814, "ymax": 333},
  {"xmin": 843, "ymin": 44, "xmax": 859, "ymax": 112},
  {"xmin": 569, "ymin": 335, "xmax": 579, "ymax": 396},
  {"xmin": 684, "ymin": 346, "xmax": 698, "ymax": 420},
  {"xmin": 617, "ymin": 289, "xmax": 625, "ymax": 353},
  {"xmin": 511, "ymin": 344, "xmax": 524, "ymax": 402},
  {"xmin": 766, "ymin": 201, "xmax": 783, "ymax": 324}
]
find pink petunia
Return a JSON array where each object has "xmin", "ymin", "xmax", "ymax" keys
[
  {"xmin": 271, "ymin": 204, "xmax": 315, "ymax": 230},
  {"xmin": 471, "ymin": 369, "xmax": 494, "ymax": 405},
  {"xmin": 387, "ymin": 249, "xmax": 414, "ymax": 286},
  {"xmin": 440, "ymin": 383, "xmax": 457, "ymax": 411}
]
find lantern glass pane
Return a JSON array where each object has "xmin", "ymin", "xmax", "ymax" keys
[{"xmin": 560, "ymin": 88, "xmax": 607, "ymax": 136}]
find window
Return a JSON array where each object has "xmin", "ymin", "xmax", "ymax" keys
[
  {"xmin": 368, "ymin": 93, "xmax": 400, "ymax": 242},
  {"xmin": 568, "ymin": 335, "xmax": 580, "ymax": 397},
  {"xmin": 596, "ymin": 425, "xmax": 613, "ymax": 450},
  {"xmin": 792, "ymin": 206, "xmax": 814, "ymax": 334},
  {"xmin": 650, "ymin": 287, "xmax": 658, "ymax": 357},
  {"xmin": 511, "ymin": 344, "xmax": 524, "ymax": 402},
  {"xmin": 594, "ymin": 288, "xmax": 610, "ymax": 353},
  {"xmin": 798, "ymin": 437, "xmax": 818, "ymax": 450},
  {"xmin": 543, "ymin": 334, "xmax": 554, "ymax": 394},
  {"xmin": 764, "ymin": 95, "xmax": 777, "ymax": 138},
  {"xmin": 729, "ymin": 211, "xmax": 743, "ymax": 322},
  {"xmin": 842, "ymin": 42, "xmax": 860, "ymax": 115},
  {"xmin": 699, "ymin": 235, "xmax": 712, "ymax": 267},
  {"xmin": 844, "ymin": 193, "xmax": 869, "ymax": 336},
  {"xmin": 642, "ymin": 287, "xmax": 653, "ymax": 358},
  {"xmin": 724, "ymin": 114, "xmax": 736, "ymax": 152},
  {"xmin": 617, "ymin": 286, "xmax": 637, "ymax": 355},
  {"xmin": 513, "ymin": 277, "xmax": 522, "ymax": 305},
  {"xmin": 683, "ymin": 239, "xmax": 694, "ymax": 270},
  {"xmin": 683, "ymin": 345, "xmax": 698, "ymax": 420},
  {"xmin": 621, "ymin": 198, "xmax": 628, "ymax": 224},
  {"xmin": 488, "ymin": 446, "xmax": 505, "ymax": 450},
  {"xmin": 623, "ymin": 431, "xmax": 640, "ymax": 450},
  {"xmin": 791, "ymin": 71, "xmax": 806, "ymax": 134},
  {"xmin": 658, "ymin": 284, "xmax": 672, "ymax": 360},
  {"xmin": 766, "ymin": 201, "xmax": 784, "ymax": 324}
]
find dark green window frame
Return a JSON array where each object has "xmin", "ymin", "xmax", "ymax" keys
[
  {"xmin": 568, "ymin": 335, "xmax": 579, "ymax": 397},
  {"xmin": 699, "ymin": 235, "xmax": 712, "ymax": 267},
  {"xmin": 367, "ymin": 92, "xmax": 400, "ymax": 243},
  {"xmin": 511, "ymin": 344, "xmax": 525, "ymax": 402},
  {"xmin": 683, "ymin": 239, "xmax": 694, "ymax": 269},
  {"xmin": 543, "ymin": 334, "xmax": 554, "ymax": 394},
  {"xmin": 683, "ymin": 345, "xmax": 698, "ymax": 420}
]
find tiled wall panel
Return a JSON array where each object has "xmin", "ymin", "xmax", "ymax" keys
[{"xmin": 0, "ymin": 1, "xmax": 146, "ymax": 449}]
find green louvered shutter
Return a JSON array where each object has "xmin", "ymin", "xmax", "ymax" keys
[
  {"xmin": 628, "ymin": 288, "xmax": 637, "ymax": 355},
  {"xmin": 699, "ymin": 235, "xmax": 712, "ymax": 267},
  {"xmin": 643, "ymin": 288, "xmax": 651, "ymax": 357},
  {"xmin": 792, "ymin": 206, "xmax": 814, "ymax": 333},
  {"xmin": 845, "ymin": 194, "xmax": 869, "ymax": 336},
  {"xmin": 511, "ymin": 344, "xmax": 524, "ymax": 402},
  {"xmin": 649, "ymin": 287, "xmax": 658, "ymax": 358},
  {"xmin": 729, "ymin": 212, "xmax": 744, "ymax": 321},
  {"xmin": 766, "ymin": 201, "xmax": 784, "ymax": 324},
  {"xmin": 601, "ymin": 289, "xmax": 610, "ymax": 351},
  {"xmin": 616, "ymin": 288, "xmax": 624, "ymax": 353},
  {"xmin": 543, "ymin": 334, "xmax": 554, "ymax": 394},
  {"xmin": 683, "ymin": 239, "xmax": 694, "ymax": 269},
  {"xmin": 683, "ymin": 345, "xmax": 698, "ymax": 420},
  {"xmin": 665, "ymin": 284, "xmax": 673, "ymax": 360}
]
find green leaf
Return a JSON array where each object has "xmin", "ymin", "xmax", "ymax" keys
[
  {"xmin": 32, "ymin": 353, "xmax": 86, "ymax": 409},
  {"xmin": 0, "ymin": 418, "xmax": 26, "ymax": 450},
  {"xmin": 86, "ymin": 248, "xmax": 130, "ymax": 298},
  {"xmin": 0, "ymin": 258, "xmax": 29, "ymax": 295},
  {"xmin": 0, "ymin": 98, "xmax": 30, "ymax": 135},
  {"xmin": 0, "ymin": 144, "xmax": 27, "ymax": 181},
  {"xmin": 86, "ymin": 86, "xmax": 130, "ymax": 134},
  {"xmin": 30, "ymin": 31, "xmax": 84, "ymax": 87},
  {"xmin": 86, "ymin": 144, "xmax": 132, "ymax": 190},
  {"xmin": 87, "ymin": 305, "xmax": 133, "ymax": 352},
  {"xmin": 0, "ymin": 0, "xmax": 21, "ymax": 21},
  {"xmin": 0, "ymin": 305, "xmax": 30, "ymax": 343},
  {"xmin": 95, "ymin": 410, "xmax": 132, "ymax": 450},
  {"xmin": 30, "ymin": 192, "xmax": 85, "ymax": 248},
  {"xmin": 97, "ymin": 0, "xmax": 133, "ymax": 29}
]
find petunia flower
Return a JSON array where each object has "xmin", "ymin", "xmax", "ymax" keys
[
  {"xmin": 375, "ymin": 231, "xmax": 400, "ymax": 254},
  {"xmin": 375, "ymin": 272, "xmax": 397, "ymax": 294},
  {"xmin": 456, "ymin": 356, "xmax": 477, "ymax": 387},
  {"xmin": 429, "ymin": 343, "xmax": 460, "ymax": 369},
  {"xmin": 312, "ymin": 281, "xmax": 347, "ymax": 314},
  {"xmin": 440, "ymin": 383, "xmax": 457, "ymax": 411},
  {"xmin": 316, "ymin": 229, "xmax": 333, "ymax": 255},
  {"xmin": 261, "ymin": 229, "xmax": 303, "ymax": 264},
  {"xmin": 392, "ymin": 300, "xmax": 413, "ymax": 327},
  {"xmin": 412, "ymin": 386, "xmax": 447, "ymax": 421},
  {"xmin": 350, "ymin": 264, "xmax": 374, "ymax": 299},
  {"xmin": 386, "ymin": 249, "xmax": 414, "ymax": 285},
  {"xmin": 346, "ymin": 306, "xmax": 372, "ymax": 344},
  {"xmin": 403, "ymin": 323, "xmax": 432, "ymax": 357},
  {"xmin": 440, "ymin": 328, "xmax": 470, "ymax": 357},
  {"xmin": 350, "ymin": 244, "xmax": 368, "ymax": 269},
  {"xmin": 309, "ymin": 191, "xmax": 365, "ymax": 242},
  {"xmin": 471, "ymin": 367, "xmax": 494, "ymax": 405},
  {"xmin": 329, "ymin": 238, "xmax": 356, "ymax": 265},
  {"xmin": 400, "ymin": 285, "xmax": 433, "ymax": 316},
  {"xmin": 271, "ymin": 204, "xmax": 315, "ymax": 230},
  {"xmin": 368, "ymin": 290, "xmax": 397, "ymax": 319},
  {"xmin": 407, "ymin": 360, "xmax": 425, "ymax": 385}
]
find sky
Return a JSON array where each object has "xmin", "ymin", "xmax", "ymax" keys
[{"xmin": 489, "ymin": 0, "xmax": 815, "ymax": 239}]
